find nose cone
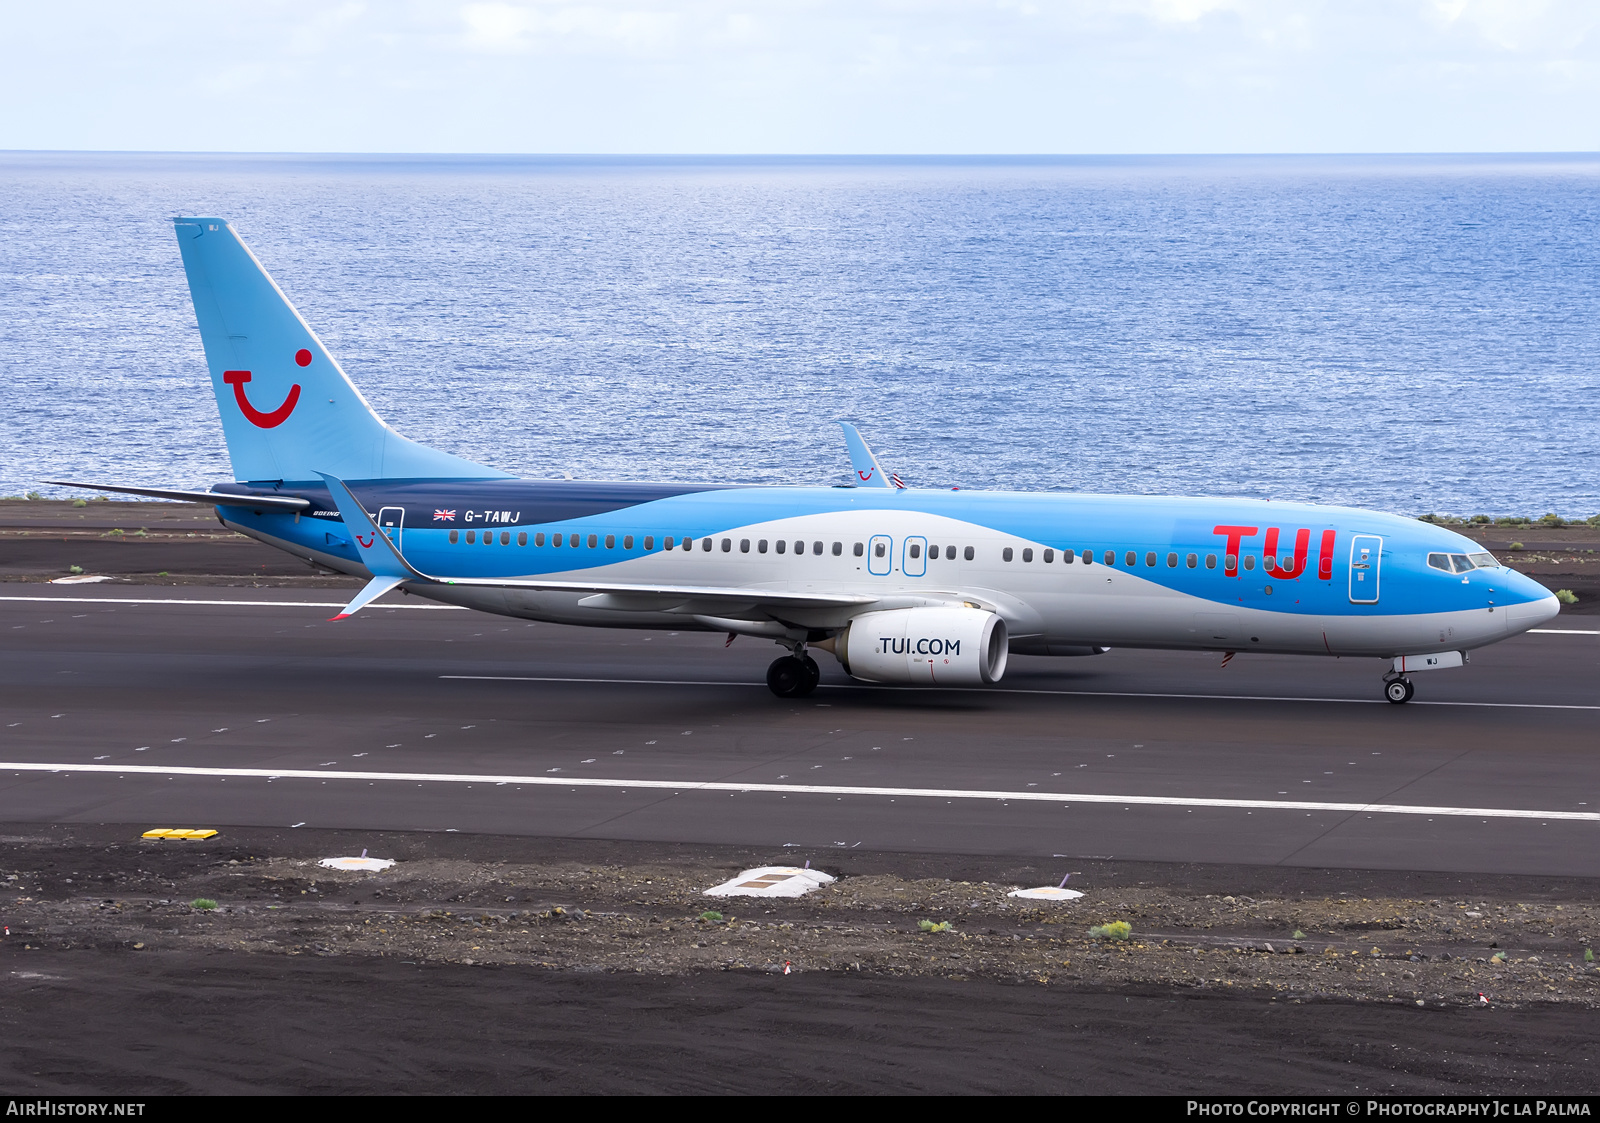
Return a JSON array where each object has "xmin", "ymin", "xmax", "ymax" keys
[{"xmin": 1503, "ymin": 571, "xmax": 1561, "ymax": 632}]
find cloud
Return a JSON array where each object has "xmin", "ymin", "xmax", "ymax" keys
[{"xmin": 459, "ymin": 2, "xmax": 680, "ymax": 55}]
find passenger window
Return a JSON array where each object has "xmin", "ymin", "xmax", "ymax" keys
[
  {"xmin": 1043, "ymin": 549, "xmax": 1054, "ymax": 563},
  {"xmin": 449, "ymin": 530, "xmax": 459, "ymax": 544},
  {"xmin": 853, "ymin": 542, "xmax": 864, "ymax": 557},
  {"xmin": 813, "ymin": 541, "xmax": 823, "ymax": 555},
  {"xmin": 587, "ymin": 534, "xmax": 597, "ymax": 549},
  {"xmin": 623, "ymin": 535, "xmax": 633, "ymax": 549},
  {"xmin": 1104, "ymin": 551, "xmax": 1115, "ymax": 566},
  {"xmin": 1145, "ymin": 552, "xmax": 1156, "ymax": 567},
  {"xmin": 1186, "ymin": 553, "xmax": 1198, "ymax": 568},
  {"xmin": 795, "ymin": 541, "xmax": 805, "ymax": 555},
  {"xmin": 910, "ymin": 543, "xmax": 922, "ymax": 559},
  {"xmin": 1003, "ymin": 547, "xmax": 1014, "ymax": 562},
  {"xmin": 776, "ymin": 539, "xmax": 787, "ymax": 555},
  {"xmin": 1243, "ymin": 555, "xmax": 1254, "ymax": 571},
  {"xmin": 758, "ymin": 539, "xmax": 768, "ymax": 553},
  {"xmin": 1205, "ymin": 554, "xmax": 1217, "ymax": 569},
  {"xmin": 1022, "ymin": 548, "xmax": 1033, "ymax": 562},
  {"xmin": 484, "ymin": 533, "xmax": 493, "ymax": 546},
  {"xmin": 964, "ymin": 546, "xmax": 975, "ymax": 561},
  {"xmin": 1063, "ymin": 549, "xmax": 1074, "ymax": 564},
  {"xmin": 663, "ymin": 536, "xmax": 674, "ymax": 550},
  {"xmin": 703, "ymin": 538, "xmax": 713, "ymax": 551},
  {"xmin": 929, "ymin": 544, "xmax": 940, "ymax": 559},
  {"xmin": 500, "ymin": 531, "xmax": 510, "ymax": 546},
  {"xmin": 644, "ymin": 536, "xmax": 654, "ymax": 550},
  {"xmin": 1224, "ymin": 553, "xmax": 1236, "ymax": 570},
  {"xmin": 569, "ymin": 534, "xmax": 580, "ymax": 547},
  {"xmin": 740, "ymin": 539, "xmax": 750, "ymax": 553},
  {"xmin": 535, "ymin": 532, "xmax": 545, "ymax": 547},
  {"xmin": 721, "ymin": 538, "xmax": 731, "ymax": 552},
  {"xmin": 832, "ymin": 542, "xmax": 842, "ymax": 556},
  {"xmin": 466, "ymin": 530, "xmax": 476, "ymax": 544},
  {"xmin": 875, "ymin": 542, "xmax": 886, "ymax": 558},
  {"xmin": 605, "ymin": 535, "xmax": 615, "ymax": 549},
  {"xmin": 1125, "ymin": 551, "xmax": 1136, "ymax": 566}
]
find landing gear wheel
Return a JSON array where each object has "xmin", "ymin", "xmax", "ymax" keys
[
  {"xmin": 1385, "ymin": 677, "xmax": 1415, "ymax": 704},
  {"xmin": 767, "ymin": 656, "xmax": 817, "ymax": 698}
]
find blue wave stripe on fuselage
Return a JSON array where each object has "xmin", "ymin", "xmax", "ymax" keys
[{"xmin": 219, "ymin": 480, "xmax": 1550, "ymax": 619}]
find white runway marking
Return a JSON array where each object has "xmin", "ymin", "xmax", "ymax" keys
[
  {"xmin": 0, "ymin": 596, "xmax": 463, "ymax": 610},
  {"xmin": 3, "ymin": 761, "xmax": 1595, "ymax": 822},
  {"xmin": 440, "ymin": 675, "xmax": 1600, "ymax": 710},
  {"xmin": 1529, "ymin": 629, "xmax": 1600, "ymax": 635}
]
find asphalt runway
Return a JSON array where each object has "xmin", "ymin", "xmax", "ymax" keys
[{"xmin": 3, "ymin": 588, "xmax": 1598, "ymax": 877}]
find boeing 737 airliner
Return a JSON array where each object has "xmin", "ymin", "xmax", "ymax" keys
[{"xmin": 51, "ymin": 218, "xmax": 1560, "ymax": 702}]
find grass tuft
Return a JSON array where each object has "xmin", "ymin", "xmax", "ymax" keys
[
  {"xmin": 1555, "ymin": 589, "xmax": 1579, "ymax": 605},
  {"xmin": 1539, "ymin": 513, "xmax": 1566, "ymax": 527},
  {"xmin": 1509, "ymin": 542, "xmax": 1524, "ymax": 551},
  {"xmin": 698, "ymin": 910, "xmax": 723, "ymax": 922},
  {"xmin": 1585, "ymin": 948, "xmax": 1594, "ymax": 963},
  {"xmin": 68, "ymin": 565, "xmax": 83, "ymax": 575},
  {"xmin": 1088, "ymin": 921, "xmax": 1132, "ymax": 941},
  {"xmin": 72, "ymin": 498, "xmax": 87, "ymax": 508},
  {"xmin": 918, "ymin": 920, "xmax": 953, "ymax": 934},
  {"xmin": 25, "ymin": 490, "xmax": 42, "ymax": 501},
  {"xmin": 190, "ymin": 898, "xmax": 218, "ymax": 911},
  {"xmin": 1292, "ymin": 930, "xmax": 1306, "ymax": 940}
]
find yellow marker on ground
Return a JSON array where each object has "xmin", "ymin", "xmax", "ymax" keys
[{"xmin": 141, "ymin": 828, "xmax": 218, "ymax": 840}]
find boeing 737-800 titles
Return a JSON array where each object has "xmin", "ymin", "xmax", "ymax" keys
[{"xmin": 51, "ymin": 218, "xmax": 1559, "ymax": 702}]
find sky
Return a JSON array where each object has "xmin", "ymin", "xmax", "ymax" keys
[{"xmin": 2, "ymin": 0, "xmax": 1596, "ymax": 153}]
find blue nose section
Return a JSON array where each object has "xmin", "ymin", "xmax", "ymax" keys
[{"xmin": 1504, "ymin": 570, "xmax": 1561, "ymax": 629}]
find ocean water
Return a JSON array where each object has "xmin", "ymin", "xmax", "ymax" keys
[{"xmin": 1, "ymin": 152, "xmax": 1596, "ymax": 518}]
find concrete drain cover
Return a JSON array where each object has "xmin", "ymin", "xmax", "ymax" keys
[{"xmin": 704, "ymin": 866, "xmax": 835, "ymax": 898}]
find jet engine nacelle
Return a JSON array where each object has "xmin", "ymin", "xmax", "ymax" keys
[{"xmin": 832, "ymin": 607, "xmax": 1008, "ymax": 686}]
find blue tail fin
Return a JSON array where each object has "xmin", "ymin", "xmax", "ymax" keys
[{"xmin": 173, "ymin": 218, "xmax": 511, "ymax": 484}]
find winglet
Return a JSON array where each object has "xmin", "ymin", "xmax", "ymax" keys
[
  {"xmin": 317, "ymin": 472, "xmax": 428, "ymax": 582},
  {"xmin": 328, "ymin": 574, "xmax": 407, "ymax": 621},
  {"xmin": 838, "ymin": 422, "xmax": 894, "ymax": 488}
]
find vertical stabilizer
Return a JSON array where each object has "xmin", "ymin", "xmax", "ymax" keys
[{"xmin": 173, "ymin": 218, "xmax": 511, "ymax": 483}]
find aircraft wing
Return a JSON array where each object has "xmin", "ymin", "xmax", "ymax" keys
[
  {"xmin": 45, "ymin": 480, "xmax": 311, "ymax": 511},
  {"xmin": 316, "ymin": 472, "xmax": 879, "ymax": 620}
]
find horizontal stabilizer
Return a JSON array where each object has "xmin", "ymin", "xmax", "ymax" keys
[{"xmin": 45, "ymin": 480, "xmax": 310, "ymax": 511}]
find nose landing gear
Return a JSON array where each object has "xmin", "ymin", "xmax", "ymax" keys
[
  {"xmin": 1384, "ymin": 676, "xmax": 1415, "ymax": 704},
  {"xmin": 767, "ymin": 653, "xmax": 820, "ymax": 698}
]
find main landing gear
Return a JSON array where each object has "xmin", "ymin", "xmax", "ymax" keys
[
  {"xmin": 1384, "ymin": 676, "xmax": 1415, "ymax": 704},
  {"xmin": 767, "ymin": 651, "xmax": 821, "ymax": 698}
]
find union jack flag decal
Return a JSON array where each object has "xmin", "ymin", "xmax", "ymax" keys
[
  {"xmin": 890, "ymin": 472, "xmax": 906, "ymax": 490},
  {"xmin": 433, "ymin": 509, "xmax": 456, "ymax": 521}
]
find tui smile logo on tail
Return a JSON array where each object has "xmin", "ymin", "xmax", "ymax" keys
[{"xmin": 221, "ymin": 349, "xmax": 311, "ymax": 428}]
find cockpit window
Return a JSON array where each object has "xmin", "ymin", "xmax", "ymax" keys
[
  {"xmin": 1428, "ymin": 552, "xmax": 1483, "ymax": 574},
  {"xmin": 1468, "ymin": 551, "xmax": 1499, "ymax": 569}
]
